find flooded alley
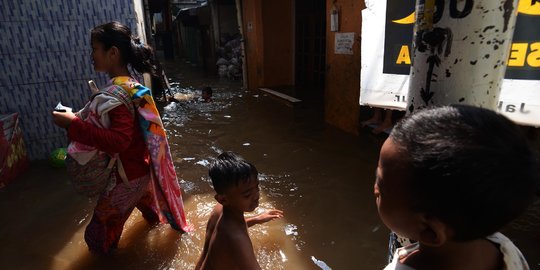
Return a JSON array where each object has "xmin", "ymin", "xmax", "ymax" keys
[
  {"xmin": 2, "ymin": 0, "xmax": 539, "ymax": 268},
  {"xmin": 1, "ymin": 59, "xmax": 539, "ymax": 269}
]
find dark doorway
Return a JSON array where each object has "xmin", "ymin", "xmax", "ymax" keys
[{"xmin": 295, "ymin": 0, "xmax": 326, "ymax": 97}]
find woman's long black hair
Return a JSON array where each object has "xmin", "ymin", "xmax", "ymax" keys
[{"xmin": 91, "ymin": 21, "xmax": 157, "ymax": 76}]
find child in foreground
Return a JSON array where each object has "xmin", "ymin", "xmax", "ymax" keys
[
  {"xmin": 195, "ymin": 151, "xmax": 284, "ymax": 270},
  {"xmin": 374, "ymin": 105, "xmax": 537, "ymax": 270}
]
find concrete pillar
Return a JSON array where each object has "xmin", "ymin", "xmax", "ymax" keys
[{"xmin": 407, "ymin": 0, "xmax": 519, "ymax": 113}]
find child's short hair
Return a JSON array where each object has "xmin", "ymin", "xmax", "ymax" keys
[
  {"xmin": 390, "ymin": 105, "xmax": 538, "ymax": 241},
  {"xmin": 209, "ymin": 151, "xmax": 258, "ymax": 194}
]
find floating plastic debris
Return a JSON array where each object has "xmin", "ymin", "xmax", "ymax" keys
[
  {"xmin": 242, "ymin": 143, "xmax": 250, "ymax": 146},
  {"xmin": 164, "ymin": 102, "xmax": 177, "ymax": 111},
  {"xmin": 196, "ymin": 159, "xmax": 210, "ymax": 166},
  {"xmin": 311, "ymin": 256, "xmax": 332, "ymax": 270}
]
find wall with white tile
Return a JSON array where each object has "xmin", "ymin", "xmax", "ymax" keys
[{"xmin": 0, "ymin": 0, "xmax": 145, "ymax": 159}]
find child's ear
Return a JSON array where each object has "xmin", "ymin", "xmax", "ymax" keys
[
  {"xmin": 108, "ymin": 46, "xmax": 120, "ymax": 61},
  {"xmin": 418, "ymin": 215, "xmax": 449, "ymax": 247},
  {"xmin": 214, "ymin": 194, "xmax": 227, "ymax": 205}
]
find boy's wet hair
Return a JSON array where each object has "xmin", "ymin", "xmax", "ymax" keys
[
  {"xmin": 91, "ymin": 21, "xmax": 157, "ymax": 76},
  {"xmin": 390, "ymin": 105, "xmax": 538, "ymax": 241},
  {"xmin": 209, "ymin": 151, "xmax": 257, "ymax": 194}
]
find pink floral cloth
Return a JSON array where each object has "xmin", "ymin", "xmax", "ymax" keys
[{"xmin": 113, "ymin": 76, "xmax": 192, "ymax": 232}]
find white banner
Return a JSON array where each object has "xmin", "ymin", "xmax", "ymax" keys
[{"xmin": 360, "ymin": 0, "xmax": 540, "ymax": 127}]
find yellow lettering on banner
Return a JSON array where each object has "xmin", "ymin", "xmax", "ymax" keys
[
  {"xmin": 394, "ymin": 42, "xmax": 540, "ymax": 67},
  {"xmin": 396, "ymin": 45, "xmax": 411, "ymax": 64},
  {"xmin": 508, "ymin": 43, "xmax": 528, "ymax": 67},
  {"xmin": 528, "ymin": 42, "xmax": 540, "ymax": 67}
]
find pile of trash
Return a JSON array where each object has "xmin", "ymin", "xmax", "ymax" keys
[{"xmin": 216, "ymin": 33, "xmax": 242, "ymax": 80}]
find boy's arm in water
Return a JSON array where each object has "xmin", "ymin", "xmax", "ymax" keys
[
  {"xmin": 245, "ymin": 209, "xmax": 283, "ymax": 227},
  {"xmin": 171, "ymin": 93, "xmax": 195, "ymax": 102}
]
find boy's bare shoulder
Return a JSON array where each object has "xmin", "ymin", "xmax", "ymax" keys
[
  {"xmin": 217, "ymin": 222, "xmax": 249, "ymax": 241},
  {"xmin": 212, "ymin": 216, "xmax": 261, "ymax": 270},
  {"xmin": 209, "ymin": 204, "xmax": 223, "ymax": 223},
  {"xmin": 207, "ymin": 204, "xmax": 250, "ymax": 249},
  {"xmin": 215, "ymin": 214, "xmax": 249, "ymax": 242}
]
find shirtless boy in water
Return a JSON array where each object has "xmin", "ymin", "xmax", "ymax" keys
[{"xmin": 195, "ymin": 151, "xmax": 283, "ymax": 270}]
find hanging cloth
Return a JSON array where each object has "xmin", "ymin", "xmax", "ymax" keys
[{"xmin": 112, "ymin": 76, "xmax": 192, "ymax": 232}]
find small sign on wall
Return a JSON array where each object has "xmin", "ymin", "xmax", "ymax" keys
[{"xmin": 335, "ymin": 32, "xmax": 354, "ymax": 55}]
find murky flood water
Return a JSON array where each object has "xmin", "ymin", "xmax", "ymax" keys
[
  {"xmin": 156, "ymin": 62, "xmax": 390, "ymax": 269},
  {"xmin": 0, "ymin": 60, "xmax": 539, "ymax": 269}
]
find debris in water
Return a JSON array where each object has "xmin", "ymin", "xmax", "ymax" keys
[
  {"xmin": 196, "ymin": 159, "xmax": 210, "ymax": 166},
  {"xmin": 311, "ymin": 256, "xmax": 332, "ymax": 270},
  {"xmin": 243, "ymin": 143, "xmax": 251, "ymax": 146}
]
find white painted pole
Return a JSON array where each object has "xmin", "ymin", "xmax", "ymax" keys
[{"xmin": 407, "ymin": 0, "xmax": 519, "ymax": 113}]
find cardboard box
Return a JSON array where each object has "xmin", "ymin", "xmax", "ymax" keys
[{"xmin": 0, "ymin": 113, "xmax": 28, "ymax": 189}]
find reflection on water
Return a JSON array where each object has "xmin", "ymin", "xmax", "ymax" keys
[
  {"xmin": 155, "ymin": 73, "xmax": 389, "ymax": 269},
  {"xmin": 161, "ymin": 83, "xmax": 311, "ymax": 269}
]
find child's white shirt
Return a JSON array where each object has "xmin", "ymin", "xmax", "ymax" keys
[{"xmin": 384, "ymin": 232, "xmax": 530, "ymax": 270}]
